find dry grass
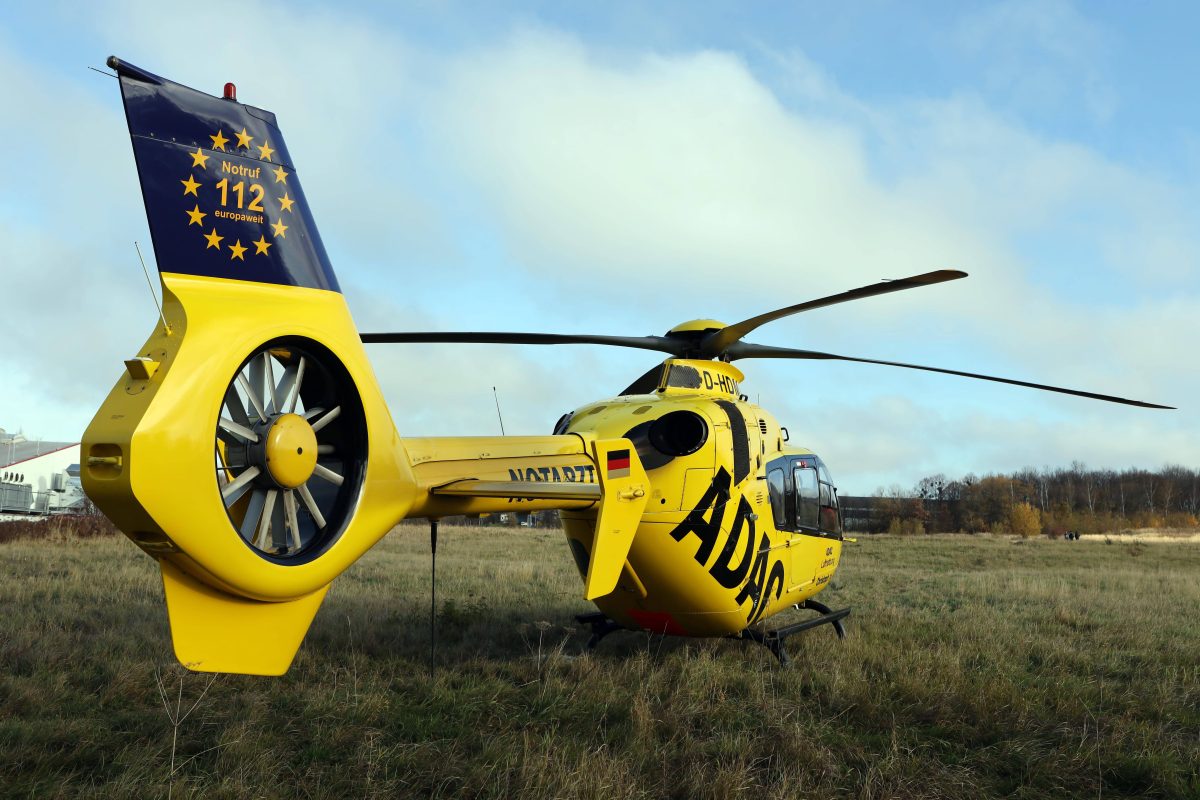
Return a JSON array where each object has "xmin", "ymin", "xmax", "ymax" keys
[
  {"xmin": 1082, "ymin": 529, "xmax": 1200, "ymax": 543},
  {"xmin": 1, "ymin": 525, "xmax": 1197, "ymax": 798},
  {"xmin": 0, "ymin": 512, "xmax": 118, "ymax": 544}
]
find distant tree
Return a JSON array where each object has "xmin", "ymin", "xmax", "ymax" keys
[
  {"xmin": 1073, "ymin": 461, "xmax": 1097, "ymax": 515},
  {"xmin": 1009, "ymin": 502, "xmax": 1042, "ymax": 538},
  {"xmin": 866, "ymin": 463, "xmax": 1198, "ymax": 535}
]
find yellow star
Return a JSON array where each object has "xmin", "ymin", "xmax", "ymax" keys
[
  {"xmin": 253, "ymin": 235, "xmax": 272, "ymax": 255},
  {"xmin": 180, "ymin": 174, "xmax": 201, "ymax": 196},
  {"xmin": 190, "ymin": 147, "xmax": 209, "ymax": 169},
  {"xmin": 278, "ymin": 193, "xmax": 295, "ymax": 213},
  {"xmin": 271, "ymin": 219, "xmax": 288, "ymax": 238},
  {"xmin": 210, "ymin": 130, "xmax": 229, "ymax": 150},
  {"xmin": 229, "ymin": 240, "xmax": 247, "ymax": 261},
  {"xmin": 235, "ymin": 127, "xmax": 253, "ymax": 148},
  {"xmin": 204, "ymin": 228, "xmax": 223, "ymax": 249},
  {"xmin": 185, "ymin": 205, "xmax": 206, "ymax": 226},
  {"xmin": 257, "ymin": 141, "xmax": 275, "ymax": 161},
  {"xmin": 272, "ymin": 165, "xmax": 288, "ymax": 184}
]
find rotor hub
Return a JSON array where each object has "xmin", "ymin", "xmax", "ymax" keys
[
  {"xmin": 260, "ymin": 413, "xmax": 318, "ymax": 488},
  {"xmin": 666, "ymin": 318, "xmax": 727, "ymax": 336}
]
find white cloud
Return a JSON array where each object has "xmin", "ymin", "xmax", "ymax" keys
[
  {"xmin": 418, "ymin": 27, "xmax": 1195, "ymax": 483},
  {"xmin": 2, "ymin": 8, "xmax": 1194, "ymax": 490},
  {"xmin": 429, "ymin": 29, "xmax": 978, "ymax": 306}
]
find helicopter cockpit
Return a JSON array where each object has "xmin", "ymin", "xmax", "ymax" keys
[{"xmin": 765, "ymin": 453, "xmax": 842, "ymax": 539}]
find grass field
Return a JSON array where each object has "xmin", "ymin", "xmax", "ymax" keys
[{"xmin": 2, "ymin": 523, "xmax": 1197, "ymax": 799}]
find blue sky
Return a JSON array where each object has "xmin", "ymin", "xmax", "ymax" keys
[{"xmin": 1, "ymin": 1, "xmax": 1196, "ymax": 493}]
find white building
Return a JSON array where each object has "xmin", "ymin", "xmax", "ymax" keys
[{"xmin": 0, "ymin": 428, "xmax": 85, "ymax": 518}]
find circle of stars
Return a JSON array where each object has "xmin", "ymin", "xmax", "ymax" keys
[{"xmin": 181, "ymin": 127, "xmax": 295, "ymax": 262}]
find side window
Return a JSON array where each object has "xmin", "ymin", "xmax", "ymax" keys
[
  {"xmin": 767, "ymin": 468, "xmax": 787, "ymax": 530},
  {"xmin": 817, "ymin": 460, "xmax": 842, "ymax": 535},
  {"xmin": 794, "ymin": 466, "xmax": 819, "ymax": 529},
  {"xmin": 819, "ymin": 483, "xmax": 841, "ymax": 534}
]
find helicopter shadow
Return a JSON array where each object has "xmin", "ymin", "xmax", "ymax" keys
[{"xmin": 303, "ymin": 588, "xmax": 769, "ymax": 667}]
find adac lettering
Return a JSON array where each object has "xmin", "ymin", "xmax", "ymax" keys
[
  {"xmin": 507, "ymin": 464, "xmax": 596, "ymax": 483},
  {"xmin": 668, "ymin": 467, "xmax": 784, "ymax": 624}
]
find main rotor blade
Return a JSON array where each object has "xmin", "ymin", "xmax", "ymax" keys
[
  {"xmin": 701, "ymin": 270, "xmax": 968, "ymax": 357},
  {"xmin": 726, "ymin": 341, "xmax": 1174, "ymax": 409},
  {"xmin": 360, "ymin": 331, "xmax": 684, "ymax": 356}
]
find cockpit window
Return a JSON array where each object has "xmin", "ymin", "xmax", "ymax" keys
[
  {"xmin": 767, "ymin": 468, "xmax": 787, "ymax": 529},
  {"xmin": 794, "ymin": 465, "xmax": 819, "ymax": 529},
  {"xmin": 766, "ymin": 454, "xmax": 843, "ymax": 539}
]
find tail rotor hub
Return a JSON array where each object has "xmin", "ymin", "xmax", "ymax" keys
[{"xmin": 258, "ymin": 413, "xmax": 318, "ymax": 489}]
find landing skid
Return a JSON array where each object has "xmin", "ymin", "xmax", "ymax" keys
[
  {"xmin": 736, "ymin": 600, "xmax": 850, "ymax": 667},
  {"xmin": 576, "ymin": 611, "xmax": 625, "ymax": 651},
  {"xmin": 576, "ymin": 600, "xmax": 849, "ymax": 666}
]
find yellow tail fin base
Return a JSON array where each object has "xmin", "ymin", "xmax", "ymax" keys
[{"xmin": 161, "ymin": 559, "xmax": 328, "ymax": 676}]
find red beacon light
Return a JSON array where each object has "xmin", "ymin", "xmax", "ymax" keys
[{"xmin": 223, "ymin": 82, "xmax": 237, "ymax": 101}]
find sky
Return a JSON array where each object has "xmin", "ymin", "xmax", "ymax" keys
[{"xmin": 1, "ymin": 1, "xmax": 1196, "ymax": 494}]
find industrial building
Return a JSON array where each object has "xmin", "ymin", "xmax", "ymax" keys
[{"xmin": 0, "ymin": 428, "xmax": 85, "ymax": 519}]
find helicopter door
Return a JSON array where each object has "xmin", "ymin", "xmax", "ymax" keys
[{"xmin": 784, "ymin": 462, "xmax": 822, "ymax": 593}]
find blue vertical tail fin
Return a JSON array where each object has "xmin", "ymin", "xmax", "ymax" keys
[{"xmin": 108, "ymin": 57, "xmax": 339, "ymax": 292}]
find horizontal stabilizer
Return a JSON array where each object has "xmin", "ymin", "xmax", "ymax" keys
[
  {"xmin": 432, "ymin": 479, "xmax": 601, "ymax": 502},
  {"xmin": 161, "ymin": 559, "xmax": 328, "ymax": 676}
]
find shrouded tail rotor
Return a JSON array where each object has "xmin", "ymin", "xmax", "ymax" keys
[{"xmin": 217, "ymin": 339, "xmax": 368, "ymax": 560}]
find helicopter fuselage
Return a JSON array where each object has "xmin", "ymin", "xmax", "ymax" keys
[
  {"xmin": 398, "ymin": 357, "xmax": 844, "ymax": 637},
  {"xmin": 558, "ymin": 358, "xmax": 844, "ymax": 636}
]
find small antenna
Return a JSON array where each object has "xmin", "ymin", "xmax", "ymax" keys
[
  {"xmin": 429, "ymin": 519, "xmax": 439, "ymax": 678},
  {"xmin": 135, "ymin": 242, "xmax": 171, "ymax": 335},
  {"xmin": 492, "ymin": 386, "xmax": 506, "ymax": 436}
]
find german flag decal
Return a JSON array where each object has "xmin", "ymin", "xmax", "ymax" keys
[{"xmin": 607, "ymin": 449, "xmax": 631, "ymax": 479}]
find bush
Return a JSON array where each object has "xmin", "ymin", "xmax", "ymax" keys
[
  {"xmin": 1008, "ymin": 502, "xmax": 1042, "ymax": 538},
  {"xmin": 886, "ymin": 517, "xmax": 926, "ymax": 536},
  {"xmin": 0, "ymin": 513, "xmax": 119, "ymax": 544}
]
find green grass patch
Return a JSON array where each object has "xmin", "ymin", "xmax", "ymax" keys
[{"xmin": 1, "ymin": 527, "xmax": 1197, "ymax": 798}]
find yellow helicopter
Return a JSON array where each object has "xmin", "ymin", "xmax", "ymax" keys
[{"xmin": 83, "ymin": 58, "xmax": 1171, "ymax": 675}]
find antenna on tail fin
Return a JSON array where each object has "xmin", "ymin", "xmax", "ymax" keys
[
  {"xmin": 134, "ymin": 241, "xmax": 171, "ymax": 335},
  {"xmin": 493, "ymin": 386, "xmax": 506, "ymax": 436}
]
